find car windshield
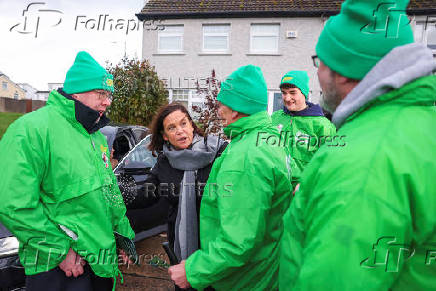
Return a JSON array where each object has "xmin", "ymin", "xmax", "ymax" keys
[{"xmin": 115, "ymin": 135, "xmax": 156, "ymax": 172}]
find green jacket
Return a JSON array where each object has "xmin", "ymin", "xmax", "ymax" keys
[
  {"xmin": 0, "ymin": 90, "xmax": 134, "ymax": 277},
  {"xmin": 185, "ymin": 111, "xmax": 292, "ymax": 290},
  {"xmin": 279, "ymin": 75, "xmax": 436, "ymax": 290},
  {"xmin": 271, "ymin": 106, "xmax": 336, "ymax": 185}
]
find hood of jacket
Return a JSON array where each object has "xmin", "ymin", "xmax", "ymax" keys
[{"xmin": 332, "ymin": 43, "xmax": 436, "ymax": 128}]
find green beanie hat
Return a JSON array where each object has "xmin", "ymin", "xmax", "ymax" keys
[
  {"xmin": 280, "ymin": 70, "xmax": 309, "ymax": 99},
  {"xmin": 217, "ymin": 65, "xmax": 268, "ymax": 115},
  {"xmin": 63, "ymin": 51, "xmax": 114, "ymax": 94},
  {"xmin": 316, "ymin": 0, "xmax": 414, "ymax": 80}
]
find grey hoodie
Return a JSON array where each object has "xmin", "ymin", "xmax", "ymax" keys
[{"xmin": 332, "ymin": 43, "xmax": 436, "ymax": 128}]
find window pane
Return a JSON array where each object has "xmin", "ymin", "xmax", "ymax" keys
[
  {"xmin": 251, "ymin": 24, "xmax": 279, "ymax": 35},
  {"xmin": 414, "ymin": 23, "xmax": 424, "ymax": 42},
  {"xmin": 252, "ymin": 36, "xmax": 278, "ymax": 52},
  {"xmin": 161, "ymin": 25, "xmax": 183, "ymax": 34},
  {"xmin": 204, "ymin": 36, "xmax": 228, "ymax": 50},
  {"xmin": 427, "ymin": 26, "xmax": 436, "ymax": 49},
  {"xmin": 159, "ymin": 36, "xmax": 182, "ymax": 51},
  {"xmin": 118, "ymin": 136, "xmax": 156, "ymax": 169},
  {"xmin": 203, "ymin": 25, "xmax": 230, "ymax": 34},
  {"xmin": 173, "ymin": 89, "xmax": 189, "ymax": 100}
]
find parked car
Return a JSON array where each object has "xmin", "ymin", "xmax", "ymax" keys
[
  {"xmin": 100, "ymin": 125, "xmax": 149, "ymax": 162},
  {"xmin": 100, "ymin": 126, "xmax": 168, "ymax": 238},
  {"xmin": 0, "ymin": 223, "xmax": 25, "ymax": 290},
  {"xmin": 113, "ymin": 135, "xmax": 168, "ymax": 241}
]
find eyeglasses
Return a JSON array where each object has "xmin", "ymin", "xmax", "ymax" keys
[
  {"xmin": 94, "ymin": 90, "xmax": 113, "ymax": 102},
  {"xmin": 312, "ymin": 55, "xmax": 320, "ymax": 68}
]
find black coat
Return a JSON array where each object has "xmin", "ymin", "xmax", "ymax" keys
[{"xmin": 133, "ymin": 141, "xmax": 227, "ymax": 249}]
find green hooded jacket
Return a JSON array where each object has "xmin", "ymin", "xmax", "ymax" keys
[
  {"xmin": 279, "ymin": 45, "xmax": 436, "ymax": 290},
  {"xmin": 185, "ymin": 111, "xmax": 292, "ymax": 290},
  {"xmin": 271, "ymin": 105, "xmax": 336, "ymax": 186},
  {"xmin": 0, "ymin": 90, "xmax": 134, "ymax": 278}
]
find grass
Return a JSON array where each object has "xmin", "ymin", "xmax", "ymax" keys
[{"xmin": 0, "ymin": 112, "xmax": 23, "ymax": 140}]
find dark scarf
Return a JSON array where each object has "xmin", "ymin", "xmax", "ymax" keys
[{"xmin": 58, "ymin": 88, "xmax": 110, "ymax": 134}]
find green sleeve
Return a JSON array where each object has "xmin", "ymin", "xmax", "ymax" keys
[
  {"xmin": 111, "ymin": 172, "xmax": 135, "ymax": 240},
  {"xmin": 185, "ymin": 168, "xmax": 271, "ymax": 290},
  {"xmin": 0, "ymin": 124, "xmax": 70, "ymax": 274}
]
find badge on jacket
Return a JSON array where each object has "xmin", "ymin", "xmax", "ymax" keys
[{"xmin": 100, "ymin": 144, "xmax": 109, "ymax": 168}]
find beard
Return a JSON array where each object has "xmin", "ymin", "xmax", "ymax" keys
[{"xmin": 320, "ymin": 79, "xmax": 342, "ymax": 114}]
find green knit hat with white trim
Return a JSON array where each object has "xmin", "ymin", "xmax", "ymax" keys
[
  {"xmin": 63, "ymin": 51, "xmax": 114, "ymax": 94},
  {"xmin": 316, "ymin": 0, "xmax": 414, "ymax": 80},
  {"xmin": 217, "ymin": 65, "xmax": 268, "ymax": 115},
  {"xmin": 280, "ymin": 70, "xmax": 310, "ymax": 99}
]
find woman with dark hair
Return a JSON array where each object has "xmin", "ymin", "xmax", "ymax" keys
[{"xmin": 135, "ymin": 103, "xmax": 226, "ymax": 282}]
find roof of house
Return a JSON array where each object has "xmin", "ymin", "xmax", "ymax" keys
[{"xmin": 137, "ymin": 0, "xmax": 436, "ymax": 20}]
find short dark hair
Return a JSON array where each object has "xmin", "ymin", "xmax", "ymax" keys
[
  {"xmin": 279, "ymin": 83, "xmax": 298, "ymax": 90},
  {"xmin": 148, "ymin": 102, "xmax": 203, "ymax": 154}
]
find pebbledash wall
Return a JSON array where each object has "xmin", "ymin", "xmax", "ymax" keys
[
  {"xmin": 141, "ymin": 13, "xmax": 436, "ymax": 115},
  {"xmin": 141, "ymin": 17, "xmax": 326, "ymax": 114}
]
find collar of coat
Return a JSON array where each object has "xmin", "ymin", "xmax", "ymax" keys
[
  {"xmin": 223, "ymin": 111, "xmax": 271, "ymax": 140},
  {"xmin": 46, "ymin": 88, "xmax": 110, "ymax": 134}
]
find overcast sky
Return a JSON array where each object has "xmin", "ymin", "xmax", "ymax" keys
[{"xmin": 0, "ymin": 0, "xmax": 146, "ymax": 90}]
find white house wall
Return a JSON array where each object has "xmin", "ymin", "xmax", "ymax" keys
[{"xmin": 141, "ymin": 17, "xmax": 325, "ymax": 106}]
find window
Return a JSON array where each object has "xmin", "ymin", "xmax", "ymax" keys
[
  {"xmin": 169, "ymin": 89, "xmax": 205, "ymax": 119},
  {"xmin": 250, "ymin": 24, "xmax": 280, "ymax": 54},
  {"xmin": 158, "ymin": 25, "xmax": 184, "ymax": 53},
  {"xmin": 14, "ymin": 92, "xmax": 19, "ymax": 99},
  {"xmin": 172, "ymin": 89, "xmax": 190, "ymax": 108},
  {"xmin": 115, "ymin": 135, "xmax": 157, "ymax": 173},
  {"xmin": 203, "ymin": 24, "xmax": 230, "ymax": 52},
  {"xmin": 415, "ymin": 20, "xmax": 436, "ymax": 51},
  {"xmin": 2, "ymin": 82, "xmax": 7, "ymax": 90}
]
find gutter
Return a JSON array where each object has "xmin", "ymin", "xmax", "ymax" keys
[{"xmin": 136, "ymin": 8, "xmax": 436, "ymax": 21}]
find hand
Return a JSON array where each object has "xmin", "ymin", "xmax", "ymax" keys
[
  {"xmin": 119, "ymin": 249, "xmax": 134, "ymax": 265},
  {"xmin": 59, "ymin": 248, "xmax": 86, "ymax": 277},
  {"xmin": 168, "ymin": 260, "xmax": 190, "ymax": 289}
]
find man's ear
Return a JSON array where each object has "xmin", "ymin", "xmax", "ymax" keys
[
  {"xmin": 231, "ymin": 110, "xmax": 239, "ymax": 121},
  {"xmin": 334, "ymin": 73, "xmax": 349, "ymax": 86},
  {"xmin": 334, "ymin": 72, "xmax": 359, "ymax": 87}
]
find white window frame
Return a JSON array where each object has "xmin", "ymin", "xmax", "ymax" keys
[
  {"xmin": 168, "ymin": 89, "xmax": 205, "ymax": 117},
  {"xmin": 2, "ymin": 82, "xmax": 7, "ymax": 90},
  {"xmin": 202, "ymin": 24, "xmax": 230, "ymax": 53},
  {"xmin": 158, "ymin": 25, "xmax": 184, "ymax": 53},
  {"xmin": 249, "ymin": 23, "xmax": 280, "ymax": 54},
  {"xmin": 415, "ymin": 19, "xmax": 436, "ymax": 52}
]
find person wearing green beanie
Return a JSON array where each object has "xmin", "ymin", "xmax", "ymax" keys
[
  {"xmin": 0, "ymin": 50, "xmax": 134, "ymax": 291},
  {"xmin": 280, "ymin": 0, "xmax": 436, "ymax": 289},
  {"xmin": 271, "ymin": 70, "xmax": 336, "ymax": 189},
  {"xmin": 168, "ymin": 65, "xmax": 293, "ymax": 290}
]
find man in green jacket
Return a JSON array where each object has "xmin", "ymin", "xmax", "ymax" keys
[
  {"xmin": 168, "ymin": 65, "xmax": 292, "ymax": 290},
  {"xmin": 0, "ymin": 51, "xmax": 134, "ymax": 290},
  {"xmin": 271, "ymin": 70, "xmax": 336, "ymax": 187},
  {"xmin": 280, "ymin": 0, "xmax": 436, "ymax": 290}
]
